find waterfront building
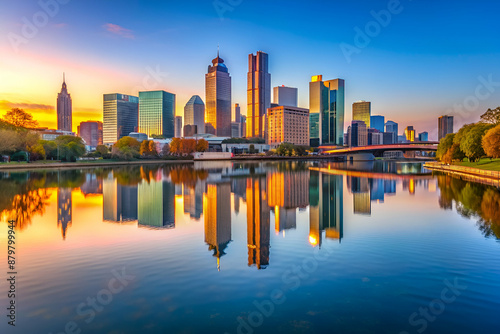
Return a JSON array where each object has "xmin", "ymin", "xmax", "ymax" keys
[
  {"xmin": 138, "ymin": 90, "xmax": 176, "ymax": 138},
  {"xmin": 247, "ymin": 51, "xmax": 271, "ymax": 139},
  {"xmin": 405, "ymin": 126, "xmax": 415, "ymax": 142},
  {"xmin": 352, "ymin": 101, "xmax": 371, "ymax": 127},
  {"xmin": 128, "ymin": 132, "xmax": 148, "ymax": 142},
  {"xmin": 347, "ymin": 120, "xmax": 367, "ymax": 147},
  {"xmin": 382, "ymin": 132, "xmax": 395, "ymax": 145},
  {"xmin": 309, "ymin": 75, "xmax": 345, "ymax": 146},
  {"xmin": 370, "ymin": 115, "xmax": 385, "ymax": 133},
  {"xmin": 241, "ymin": 115, "xmax": 247, "ymax": 138},
  {"xmin": 267, "ymin": 105, "xmax": 309, "ymax": 147},
  {"xmin": 174, "ymin": 116, "xmax": 182, "ymax": 138},
  {"xmin": 368, "ymin": 128, "xmax": 383, "ymax": 145},
  {"xmin": 206, "ymin": 50, "xmax": 232, "ymax": 137},
  {"xmin": 57, "ymin": 74, "xmax": 72, "ymax": 132},
  {"xmin": 273, "ymin": 85, "xmax": 298, "ymax": 107},
  {"xmin": 231, "ymin": 122, "xmax": 241, "ymax": 138},
  {"xmin": 385, "ymin": 120, "xmax": 398, "ymax": 143},
  {"xmin": 184, "ymin": 95, "xmax": 205, "ymax": 135},
  {"xmin": 77, "ymin": 121, "xmax": 103, "ymax": 147},
  {"xmin": 438, "ymin": 115, "xmax": 454, "ymax": 140},
  {"xmin": 103, "ymin": 93, "xmax": 139, "ymax": 144},
  {"xmin": 418, "ymin": 131, "xmax": 428, "ymax": 142}
]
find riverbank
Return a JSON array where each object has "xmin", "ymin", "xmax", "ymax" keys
[{"xmin": 424, "ymin": 161, "xmax": 500, "ymax": 188}]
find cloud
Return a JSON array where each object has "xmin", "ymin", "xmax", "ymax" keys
[
  {"xmin": 0, "ymin": 100, "xmax": 54, "ymax": 114},
  {"xmin": 103, "ymin": 23, "xmax": 135, "ymax": 39}
]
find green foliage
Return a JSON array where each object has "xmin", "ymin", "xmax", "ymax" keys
[
  {"xmin": 453, "ymin": 123, "xmax": 474, "ymax": 145},
  {"xmin": 437, "ymin": 133, "xmax": 455, "ymax": 160},
  {"xmin": 150, "ymin": 134, "xmax": 165, "ymax": 139},
  {"xmin": 480, "ymin": 106, "xmax": 500, "ymax": 125},
  {"xmin": 482, "ymin": 124, "xmax": 500, "ymax": 158},
  {"xmin": 55, "ymin": 135, "xmax": 86, "ymax": 161},
  {"xmin": 460, "ymin": 123, "xmax": 493, "ymax": 162},
  {"xmin": 40, "ymin": 140, "xmax": 58, "ymax": 160},
  {"xmin": 112, "ymin": 136, "xmax": 140, "ymax": 160},
  {"xmin": 96, "ymin": 145, "xmax": 109, "ymax": 157},
  {"xmin": 275, "ymin": 143, "xmax": 311, "ymax": 157}
]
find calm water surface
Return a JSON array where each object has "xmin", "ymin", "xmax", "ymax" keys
[{"xmin": 0, "ymin": 160, "xmax": 499, "ymax": 334}]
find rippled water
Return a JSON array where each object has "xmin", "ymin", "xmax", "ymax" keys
[{"xmin": 0, "ymin": 160, "xmax": 499, "ymax": 334}]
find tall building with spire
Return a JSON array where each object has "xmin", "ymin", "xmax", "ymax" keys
[
  {"xmin": 57, "ymin": 73, "xmax": 72, "ymax": 132},
  {"xmin": 205, "ymin": 48, "xmax": 231, "ymax": 137},
  {"xmin": 247, "ymin": 51, "xmax": 271, "ymax": 138}
]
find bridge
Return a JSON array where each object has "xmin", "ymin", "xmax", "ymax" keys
[{"xmin": 319, "ymin": 142, "xmax": 438, "ymax": 157}]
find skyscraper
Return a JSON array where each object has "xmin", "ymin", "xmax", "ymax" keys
[
  {"xmin": 405, "ymin": 126, "xmax": 415, "ymax": 142},
  {"xmin": 247, "ymin": 51, "xmax": 271, "ymax": 138},
  {"xmin": 184, "ymin": 95, "xmax": 205, "ymax": 135},
  {"xmin": 438, "ymin": 115, "xmax": 454, "ymax": 140},
  {"xmin": 418, "ymin": 132, "xmax": 429, "ymax": 142},
  {"xmin": 139, "ymin": 90, "xmax": 176, "ymax": 138},
  {"xmin": 103, "ymin": 93, "xmax": 139, "ymax": 144},
  {"xmin": 78, "ymin": 121, "xmax": 103, "ymax": 147},
  {"xmin": 233, "ymin": 103, "xmax": 241, "ymax": 123},
  {"xmin": 309, "ymin": 75, "xmax": 345, "ymax": 146},
  {"xmin": 352, "ymin": 101, "xmax": 371, "ymax": 128},
  {"xmin": 267, "ymin": 105, "xmax": 309, "ymax": 147},
  {"xmin": 57, "ymin": 73, "xmax": 72, "ymax": 132},
  {"xmin": 385, "ymin": 120, "xmax": 399, "ymax": 143},
  {"xmin": 174, "ymin": 116, "xmax": 182, "ymax": 138},
  {"xmin": 206, "ymin": 50, "xmax": 232, "ymax": 137},
  {"xmin": 347, "ymin": 120, "xmax": 368, "ymax": 147},
  {"xmin": 370, "ymin": 115, "xmax": 385, "ymax": 133},
  {"xmin": 273, "ymin": 85, "xmax": 298, "ymax": 107}
]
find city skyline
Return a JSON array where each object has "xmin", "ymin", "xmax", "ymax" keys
[{"xmin": 2, "ymin": 1, "xmax": 499, "ymax": 140}]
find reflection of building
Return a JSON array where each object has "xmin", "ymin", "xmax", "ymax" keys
[
  {"xmin": 139, "ymin": 90, "xmax": 176, "ymax": 138},
  {"xmin": 57, "ymin": 74, "xmax": 72, "ymax": 132},
  {"xmin": 103, "ymin": 93, "xmax": 139, "ymax": 144},
  {"xmin": 267, "ymin": 105, "xmax": 309, "ymax": 147},
  {"xmin": 204, "ymin": 182, "xmax": 232, "ymax": 270},
  {"xmin": 103, "ymin": 174, "xmax": 138, "ymax": 222},
  {"xmin": 138, "ymin": 179, "xmax": 175, "ymax": 228},
  {"xmin": 438, "ymin": 115, "xmax": 454, "ymax": 141},
  {"xmin": 206, "ymin": 51, "xmax": 232, "ymax": 137},
  {"xmin": 57, "ymin": 188, "xmax": 72, "ymax": 239},
  {"xmin": 184, "ymin": 182, "xmax": 204, "ymax": 220},
  {"xmin": 247, "ymin": 51, "xmax": 271, "ymax": 139},
  {"xmin": 370, "ymin": 179, "xmax": 384, "ymax": 203},
  {"xmin": 309, "ymin": 171, "xmax": 344, "ymax": 246},
  {"xmin": 349, "ymin": 176, "xmax": 371, "ymax": 215},
  {"xmin": 247, "ymin": 177, "xmax": 270, "ymax": 269},
  {"xmin": 309, "ymin": 75, "xmax": 345, "ymax": 146},
  {"xmin": 80, "ymin": 173, "xmax": 103, "ymax": 197}
]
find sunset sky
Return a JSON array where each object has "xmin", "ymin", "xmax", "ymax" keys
[{"xmin": 1, "ymin": 0, "xmax": 499, "ymax": 139}]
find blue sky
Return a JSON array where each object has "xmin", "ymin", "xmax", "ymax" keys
[{"xmin": 1, "ymin": 0, "xmax": 499, "ymax": 139}]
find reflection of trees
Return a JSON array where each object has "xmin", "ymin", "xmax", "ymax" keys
[
  {"xmin": 169, "ymin": 166, "xmax": 208, "ymax": 188},
  {"xmin": 437, "ymin": 173, "xmax": 500, "ymax": 238}
]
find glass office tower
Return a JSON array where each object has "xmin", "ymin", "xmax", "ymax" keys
[
  {"xmin": 139, "ymin": 90, "xmax": 176, "ymax": 138},
  {"xmin": 370, "ymin": 115, "xmax": 385, "ymax": 133},
  {"xmin": 103, "ymin": 93, "xmax": 139, "ymax": 144},
  {"xmin": 206, "ymin": 51, "xmax": 232, "ymax": 137},
  {"xmin": 309, "ymin": 75, "xmax": 345, "ymax": 146},
  {"xmin": 352, "ymin": 101, "xmax": 371, "ymax": 128}
]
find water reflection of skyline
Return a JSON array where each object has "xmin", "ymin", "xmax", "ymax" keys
[{"xmin": 3, "ymin": 160, "xmax": 488, "ymax": 271}]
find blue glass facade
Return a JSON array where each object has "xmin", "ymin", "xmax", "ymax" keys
[{"xmin": 370, "ymin": 115, "xmax": 385, "ymax": 133}]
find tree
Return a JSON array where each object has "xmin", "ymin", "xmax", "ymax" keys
[
  {"xmin": 482, "ymin": 124, "xmax": 500, "ymax": 158},
  {"xmin": 196, "ymin": 139, "xmax": 208, "ymax": 152},
  {"xmin": 181, "ymin": 138, "xmax": 196, "ymax": 154},
  {"xmin": 96, "ymin": 145, "xmax": 109, "ymax": 156},
  {"xmin": 170, "ymin": 138, "xmax": 181, "ymax": 155},
  {"xmin": 437, "ymin": 133, "xmax": 455, "ymax": 160},
  {"xmin": 151, "ymin": 134, "xmax": 165, "ymax": 139},
  {"xmin": 28, "ymin": 143, "xmax": 45, "ymax": 161},
  {"xmin": 161, "ymin": 143, "xmax": 170, "ymax": 156},
  {"xmin": 2, "ymin": 108, "xmax": 39, "ymax": 128},
  {"xmin": 140, "ymin": 140, "xmax": 152, "ymax": 156},
  {"xmin": 0, "ymin": 129, "xmax": 22, "ymax": 154},
  {"xmin": 249, "ymin": 144, "xmax": 256, "ymax": 154},
  {"xmin": 453, "ymin": 124, "xmax": 474, "ymax": 146},
  {"xmin": 112, "ymin": 136, "xmax": 140, "ymax": 160},
  {"xmin": 40, "ymin": 140, "xmax": 58, "ymax": 160},
  {"xmin": 461, "ymin": 123, "xmax": 493, "ymax": 162},
  {"xmin": 55, "ymin": 135, "xmax": 86, "ymax": 161},
  {"xmin": 480, "ymin": 107, "xmax": 500, "ymax": 125}
]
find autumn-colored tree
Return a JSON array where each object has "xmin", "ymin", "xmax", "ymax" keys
[
  {"xmin": 140, "ymin": 140, "xmax": 151, "ymax": 156},
  {"xmin": 480, "ymin": 106, "xmax": 500, "ymax": 125},
  {"xmin": 96, "ymin": 145, "xmax": 109, "ymax": 156},
  {"xmin": 170, "ymin": 138, "xmax": 181, "ymax": 155},
  {"xmin": 2, "ymin": 108, "xmax": 39, "ymax": 128},
  {"xmin": 181, "ymin": 138, "xmax": 196, "ymax": 154},
  {"xmin": 149, "ymin": 140, "xmax": 157, "ymax": 155},
  {"xmin": 196, "ymin": 138, "xmax": 208, "ymax": 152},
  {"xmin": 28, "ymin": 143, "xmax": 46, "ymax": 161},
  {"xmin": 112, "ymin": 136, "xmax": 140, "ymax": 160},
  {"xmin": 482, "ymin": 124, "xmax": 500, "ymax": 158},
  {"xmin": 0, "ymin": 129, "xmax": 21, "ymax": 154}
]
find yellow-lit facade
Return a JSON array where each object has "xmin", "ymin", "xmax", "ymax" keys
[{"xmin": 267, "ymin": 106, "xmax": 309, "ymax": 147}]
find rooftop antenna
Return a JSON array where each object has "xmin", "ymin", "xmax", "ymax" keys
[
  {"xmin": 217, "ymin": 43, "xmax": 219, "ymax": 58},
  {"xmin": 63, "ymin": 72, "xmax": 65, "ymax": 83}
]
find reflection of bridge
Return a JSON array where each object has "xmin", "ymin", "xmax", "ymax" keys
[{"xmin": 320, "ymin": 143, "xmax": 438, "ymax": 156}]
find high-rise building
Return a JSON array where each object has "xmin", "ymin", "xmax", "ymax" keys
[
  {"xmin": 231, "ymin": 122, "xmax": 241, "ymax": 138},
  {"xmin": 184, "ymin": 95, "xmax": 205, "ymax": 135},
  {"xmin": 368, "ymin": 128, "xmax": 383, "ymax": 145},
  {"xmin": 309, "ymin": 75, "xmax": 345, "ymax": 146},
  {"xmin": 103, "ymin": 93, "xmax": 139, "ymax": 144},
  {"xmin": 370, "ymin": 115, "xmax": 385, "ymax": 133},
  {"xmin": 206, "ymin": 50, "xmax": 232, "ymax": 137},
  {"xmin": 352, "ymin": 101, "xmax": 371, "ymax": 128},
  {"xmin": 139, "ymin": 90, "xmax": 176, "ymax": 138},
  {"xmin": 247, "ymin": 51, "xmax": 271, "ymax": 139},
  {"xmin": 204, "ymin": 182, "xmax": 232, "ymax": 270},
  {"xmin": 233, "ymin": 103, "xmax": 241, "ymax": 123},
  {"xmin": 405, "ymin": 126, "xmax": 415, "ymax": 142},
  {"xmin": 57, "ymin": 73, "xmax": 72, "ymax": 132},
  {"xmin": 241, "ymin": 115, "xmax": 247, "ymax": 138},
  {"xmin": 347, "ymin": 120, "xmax": 367, "ymax": 147},
  {"xmin": 385, "ymin": 120, "xmax": 398, "ymax": 143},
  {"xmin": 174, "ymin": 116, "xmax": 182, "ymax": 138},
  {"xmin": 438, "ymin": 115, "xmax": 454, "ymax": 140},
  {"xmin": 273, "ymin": 85, "xmax": 298, "ymax": 107},
  {"xmin": 418, "ymin": 131, "xmax": 428, "ymax": 142},
  {"xmin": 267, "ymin": 105, "xmax": 309, "ymax": 147},
  {"xmin": 78, "ymin": 121, "xmax": 103, "ymax": 147}
]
